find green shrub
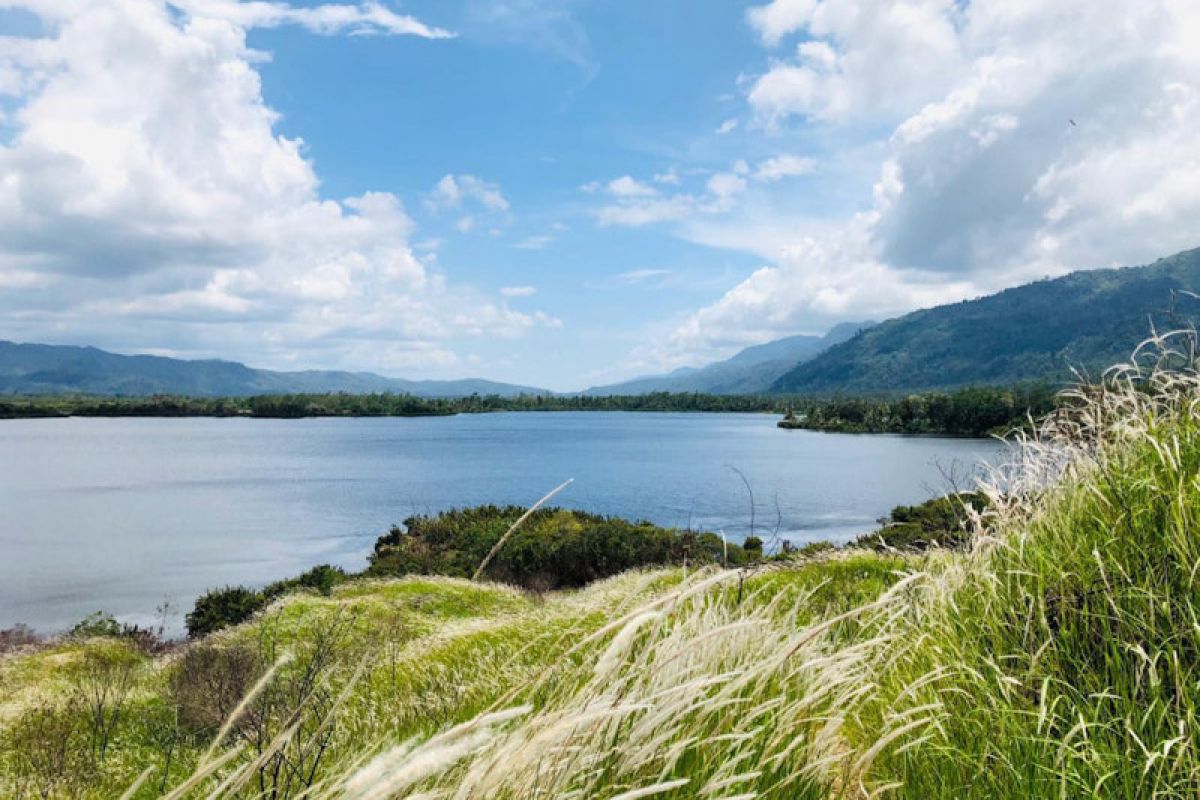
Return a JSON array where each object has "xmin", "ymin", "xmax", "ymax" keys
[
  {"xmin": 68, "ymin": 611, "xmax": 122, "ymax": 639},
  {"xmin": 853, "ymin": 491, "xmax": 988, "ymax": 551},
  {"xmin": 263, "ymin": 563, "xmax": 347, "ymax": 601},
  {"xmin": 185, "ymin": 586, "xmax": 265, "ymax": 638}
]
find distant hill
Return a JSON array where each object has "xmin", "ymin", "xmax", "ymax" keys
[
  {"xmin": 0, "ymin": 342, "xmax": 549, "ymax": 398},
  {"xmin": 772, "ymin": 246, "xmax": 1200, "ymax": 394},
  {"xmin": 583, "ymin": 322, "xmax": 875, "ymax": 396}
]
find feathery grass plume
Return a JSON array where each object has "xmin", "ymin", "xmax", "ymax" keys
[
  {"xmin": 341, "ymin": 705, "xmax": 531, "ymax": 799},
  {"xmin": 594, "ymin": 611, "xmax": 661, "ymax": 680},
  {"xmin": 609, "ymin": 777, "xmax": 691, "ymax": 799}
]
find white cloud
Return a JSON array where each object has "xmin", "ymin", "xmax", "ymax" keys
[
  {"xmin": 596, "ymin": 195, "xmax": 695, "ymax": 227},
  {"xmin": 745, "ymin": 0, "xmax": 816, "ymax": 47},
  {"xmin": 173, "ymin": 1, "xmax": 454, "ymax": 38},
  {"xmin": 651, "ymin": 0, "xmax": 1200, "ymax": 370},
  {"xmin": 616, "ymin": 268, "xmax": 671, "ymax": 285},
  {"xmin": 500, "ymin": 285, "xmax": 537, "ymax": 297},
  {"xmin": 715, "ymin": 117, "xmax": 739, "ymax": 135},
  {"xmin": 593, "ymin": 163, "xmax": 758, "ymax": 227},
  {"xmin": 746, "ymin": 0, "xmax": 964, "ymax": 125},
  {"xmin": 754, "ymin": 154, "xmax": 816, "ymax": 181},
  {"xmin": 706, "ymin": 172, "xmax": 747, "ymax": 199},
  {"xmin": 0, "ymin": 1, "xmax": 554, "ymax": 373},
  {"xmin": 607, "ymin": 175, "xmax": 658, "ymax": 197},
  {"xmin": 426, "ymin": 173, "xmax": 510, "ymax": 213}
]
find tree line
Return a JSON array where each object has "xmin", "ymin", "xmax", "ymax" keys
[
  {"xmin": 0, "ymin": 384, "xmax": 1061, "ymax": 437},
  {"xmin": 0, "ymin": 391, "xmax": 784, "ymax": 419},
  {"xmin": 779, "ymin": 385, "xmax": 1059, "ymax": 437}
]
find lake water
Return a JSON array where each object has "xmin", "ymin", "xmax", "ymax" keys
[{"xmin": 0, "ymin": 413, "xmax": 1003, "ymax": 633}]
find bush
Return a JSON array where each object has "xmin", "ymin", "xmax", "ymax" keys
[
  {"xmin": 367, "ymin": 506, "xmax": 747, "ymax": 591},
  {"xmin": 0, "ymin": 623, "xmax": 42, "ymax": 653},
  {"xmin": 263, "ymin": 564, "xmax": 347, "ymax": 601},
  {"xmin": 184, "ymin": 566, "xmax": 346, "ymax": 639},
  {"xmin": 852, "ymin": 491, "xmax": 988, "ymax": 552},
  {"xmin": 7, "ymin": 700, "xmax": 90, "ymax": 798},
  {"xmin": 185, "ymin": 586, "xmax": 265, "ymax": 638},
  {"xmin": 171, "ymin": 642, "xmax": 263, "ymax": 734},
  {"xmin": 69, "ymin": 611, "xmax": 122, "ymax": 639},
  {"xmin": 66, "ymin": 612, "xmax": 163, "ymax": 652}
]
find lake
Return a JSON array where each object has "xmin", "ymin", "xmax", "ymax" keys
[{"xmin": 0, "ymin": 412, "xmax": 1004, "ymax": 633}]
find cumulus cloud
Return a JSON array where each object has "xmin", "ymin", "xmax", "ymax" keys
[
  {"xmin": 648, "ymin": 0, "xmax": 1200, "ymax": 370},
  {"xmin": 0, "ymin": 1, "xmax": 553, "ymax": 372},
  {"xmin": 746, "ymin": 0, "xmax": 964, "ymax": 125}
]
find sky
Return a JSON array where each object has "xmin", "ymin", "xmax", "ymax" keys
[{"xmin": 0, "ymin": 1, "xmax": 1198, "ymax": 391}]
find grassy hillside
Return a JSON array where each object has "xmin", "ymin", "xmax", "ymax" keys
[
  {"xmin": 773, "ymin": 246, "xmax": 1200, "ymax": 393},
  {"xmin": 5, "ymin": 337, "xmax": 1200, "ymax": 798}
]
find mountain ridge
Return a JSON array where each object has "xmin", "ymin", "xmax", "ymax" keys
[
  {"xmin": 772, "ymin": 246, "xmax": 1200, "ymax": 394},
  {"xmin": 0, "ymin": 341, "xmax": 549, "ymax": 398}
]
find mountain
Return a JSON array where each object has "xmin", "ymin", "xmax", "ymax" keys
[
  {"xmin": 584, "ymin": 321, "xmax": 874, "ymax": 396},
  {"xmin": 0, "ymin": 342, "xmax": 549, "ymax": 398},
  {"xmin": 772, "ymin": 246, "xmax": 1200, "ymax": 394}
]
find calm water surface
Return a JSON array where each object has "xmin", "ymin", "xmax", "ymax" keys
[{"xmin": 0, "ymin": 413, "xmax": 1003, "ymax": 632}]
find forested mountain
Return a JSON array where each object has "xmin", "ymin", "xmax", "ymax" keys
[
  {"xmin": 772, "ymin": 247, "xmax": 1200, "ymax": 394},
  {"xmin": 0, "ymin": 341, "xmax": 548, "ymax": 397},
  {"xmin": 584, "ymin": 321, "xmax": 874, "ymax": 396}
]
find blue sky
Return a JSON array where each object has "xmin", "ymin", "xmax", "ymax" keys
[
  {"xmin": 1, "ymin": 1, "xmax": 1199, "ymax": 390},
  {"xmin": 245, "ymin": 0, "xmax": 778, "ymax": 386}
]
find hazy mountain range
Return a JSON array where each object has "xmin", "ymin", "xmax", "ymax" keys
[
  {"xmin": 4, "ymin": 246, "xmax": 1199, "ymax": 399},
  {"xmin": 0, "ymin": 342, "xmax": 547, "ymax": 398},
  {"xmin": 582, "ymin": 322, "xmax": 875, "ymax": 395}
]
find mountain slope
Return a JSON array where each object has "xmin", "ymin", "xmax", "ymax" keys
[
  {"xmin": 585, "ymin": 321, "xmax": 874, "ymax": 395},
  {"xmin": 0, "ymin": 342, "xmax": 548, "ymax": 397},
  {"xmin": 772, "ymin": 246, "xmax": 1200, "ymax": 394}
]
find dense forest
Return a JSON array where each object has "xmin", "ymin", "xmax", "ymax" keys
[{"xmin": 779, "ymin": 385, "xmax": 1059, "ymax": 436}]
